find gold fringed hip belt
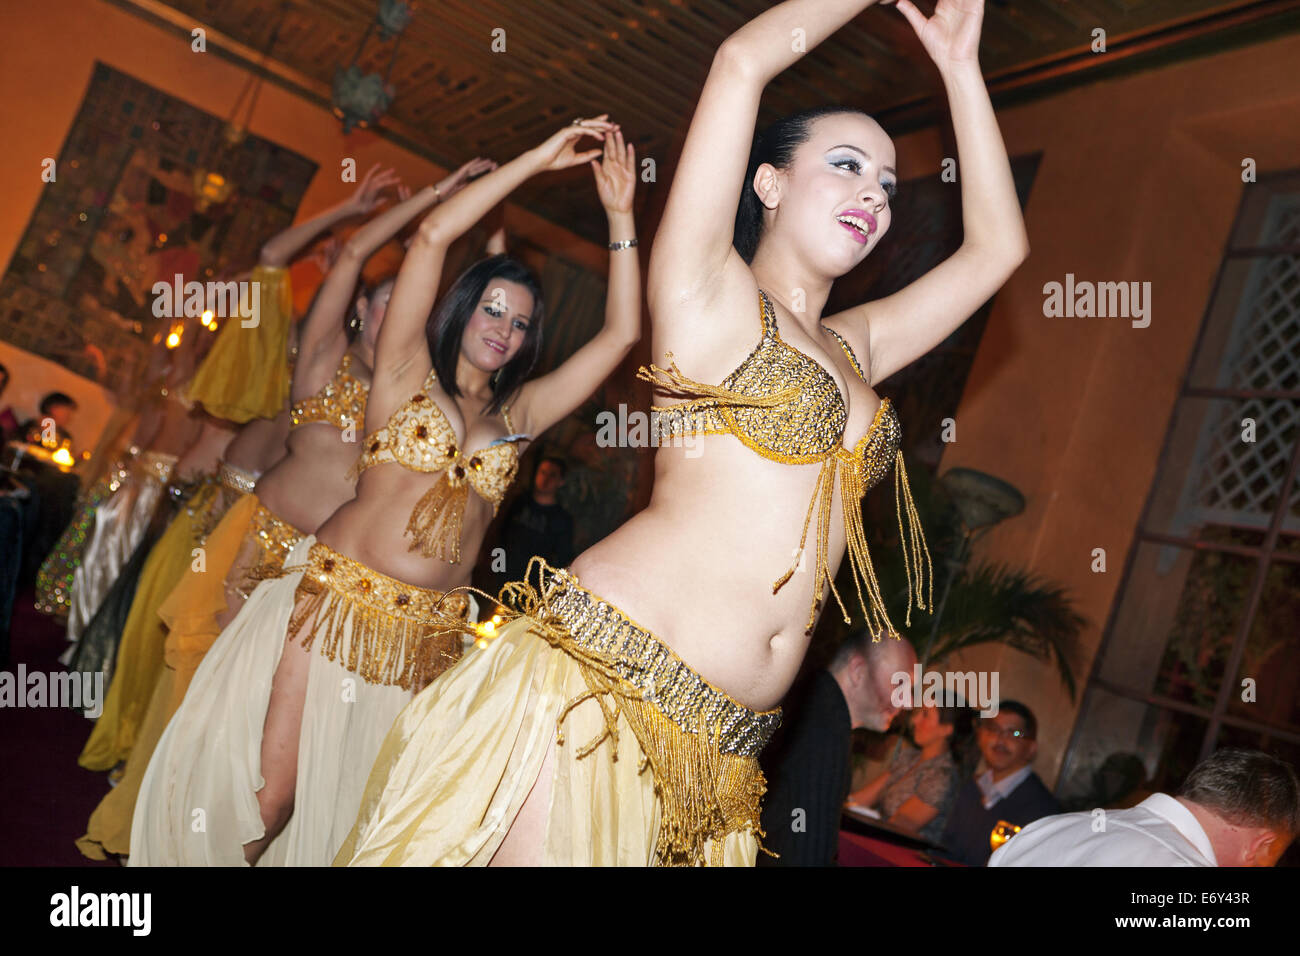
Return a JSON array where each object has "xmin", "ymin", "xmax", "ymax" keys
[
  {"xmin": 497, "ymin": 559, "xmax": 782, "ymax": 866},
  {"xmin": 235, "ymin": 504, "xmax": 305, "ymax": 598},
  {"xmin": 287, "ymin": 543, "xmax": 471, "ymax": 691},
  {"xmin": 251, "ymin": 504, "xmax": 302, "ymax": 566}
]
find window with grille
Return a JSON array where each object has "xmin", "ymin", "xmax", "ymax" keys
[{"xmin": 1058, "ymin": 171, "xmax": 1300, "ymax": 853}]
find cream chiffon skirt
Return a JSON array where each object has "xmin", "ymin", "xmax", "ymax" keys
[{"xmin": 129, "ymin": 534, "xmax": 425, "ymax": 866}]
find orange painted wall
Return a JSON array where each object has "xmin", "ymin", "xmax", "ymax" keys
[
  {"xmin": 886, "ymin": 33, "xmax": 1300, "ymax": 785},
  {"xmin": 0, "ymin": 0, "xmax": 607, "ymax": 455}
]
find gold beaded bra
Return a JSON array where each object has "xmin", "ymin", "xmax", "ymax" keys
[
  {"xmin": 289, "ymin": 352, "xmax": 368, "ymax": 431},
  {"xmin": 350, "ymin": 367, "xmax": 527, "ymax": 564},
  {"xmin": 639, "ymin": 289, "xmax": 932, "ymax": 637}
]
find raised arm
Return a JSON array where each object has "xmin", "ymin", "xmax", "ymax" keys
[
  {"xmin": 514, "ymin": 128, "xmax": 641, "ymax": 436},
  {"xmin": 649, "ymin": 0, "xmax": 885, "ymax": 308},
  {"xmin": 259, "ymin": 163, "xmax": 401, "ymax": 268},
  {"xmin": 827, "ymin": 0, "xmax": 1030, "ymax": 387},
  {"xmin": 297, "ymin": 159, "xmax": 493, "ymax": 377},
  {"xmin": 375, "ymin": 122, "xmax": 609, "ymax": 393}
]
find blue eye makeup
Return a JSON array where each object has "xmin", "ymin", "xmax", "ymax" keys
[{"xmin": 831, "ymin": 153, "xmax": 897, "ymax": 201}]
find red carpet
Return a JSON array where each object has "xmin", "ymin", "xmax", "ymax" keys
[{"xmin": 1, "ymin": 588, "xmax": 117, "ymax": 866}]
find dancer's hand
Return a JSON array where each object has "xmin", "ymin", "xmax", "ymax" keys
[
  {"xmin": 530, "ymin": 116, "xmax": 613, "ymax": 173},
  {"xmin": 344, "ymin": 164, "xmax": 403, "ymax": 216},
  {"xmin": 888, "ymin": 0, "xmax": 984, "ymax": 71},
  {"xmin": 436, "ymin": 157, "xmax": 497, "ymax": 202},
  {"xmin": 591, "ymin": 126, "xmax": 635, "ymax": 216}
]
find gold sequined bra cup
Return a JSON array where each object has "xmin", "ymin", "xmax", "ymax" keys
[
  {"xmin": 350, "ymin": 367, "xmax": 527, "ymax": 563},
  {"xmin": 639, "ymin": 289, "xmax": 933, "ymax": 637},
  {"xmin": 289, "ymin": 352, "xmax": 368, "ymax": 431}
]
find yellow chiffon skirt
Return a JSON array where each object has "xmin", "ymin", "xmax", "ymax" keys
[
  {"xmin": 78, "ymin": 477, "xmax": 224, "ymax": 774},
  {"xmin": 76, "ymin": 491, "xmax": 261, "ymax": 860},
  {"xmin": 184, "ymin": 265, "xmax": 293, "ymax": 424},
  {"xmin": 337, "ymin": 562, "xmax": 781, "ymax": 867}
]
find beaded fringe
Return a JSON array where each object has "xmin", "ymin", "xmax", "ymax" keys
[
  {"xmin": 774, "ymin": 448, "xmax": 933, "ymax": 637},
  {"xmin": 491, "ymin": 560, "xmax": 770, "ymax": 867},
  {"xmin": 637, "ymin": 354, "xmax": 800, "ymax": 411},
  {"xmin": 405, "ymin": 473, "xmax": 467, "ymax": 564},
  {"xmin": 288, "ymin": 573, "xmax": 465, "ymax": 691}
]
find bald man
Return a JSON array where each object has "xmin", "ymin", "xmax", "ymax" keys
[{"xmin": 758, "ymin": 630, "xmax": 917, "ymax": 866}]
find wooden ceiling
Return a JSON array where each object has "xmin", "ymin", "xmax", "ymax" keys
[{"xmin": 117, "ymin": 0, "xmax": 1300, "ymax": 245}]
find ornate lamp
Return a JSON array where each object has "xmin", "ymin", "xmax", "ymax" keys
[
  {"xmin": 331, "ymin": 0, "xmax": 413, "ymax": 133},
  {"xmin": 192, "ymin": 4, "xmax": 289, "ymax": 212}
]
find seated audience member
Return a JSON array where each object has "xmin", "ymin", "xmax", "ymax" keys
[
  {"xmin": 21, "ymin": 392, "xmax": 78, "ymax": 451},
  {"xmin": 990, "ymin": 747, "xmax": 1299, "ymax": 867},
  {"xmin": 758, "ymin": 631, "xmax": 917, "ymax": 866},
  {"xmin": 848, "ymin": 702, "xmax": 973, "ymax": 844},
  {"xmin": 0, "ymin": 363, "xmax": 20, "ymax": 444},
  {"xmin": 939, "ymin": 701, "xmax": 1060, "ymax": 865}
]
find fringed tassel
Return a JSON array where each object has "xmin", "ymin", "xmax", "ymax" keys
[
  {"xmin": 290, "ymin": 576, "xmax": 466, "ymax": 690},
  {"xmin": 771, "ymin": 458, "xmax": 855, "ymax": 634},
  {"xmin": 615, "ymin": 695, "xmax": 768, "ymax": 867},
  {"xmin": 893, "ymin": 450, "xmax": 933, "ymax": 627},
  {"xmin": 637, "ymin": 353, "xmax": 800, "ymax": 411},
  {"xmin": 501, "ymin": 558, "xmax": 768, "ymax": 867},
  {"xmin": 839, "ymin": 458, "xmax": 903, "ymax": 641},
  {"xmin": 404, "ymin": 474, "xmax": 468, "ymax": 564}
]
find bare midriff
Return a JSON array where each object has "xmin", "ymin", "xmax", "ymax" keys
[
  {"xmin": 313, "ymin": 460, "xmax": 502, "ymax": 592},
  {"xmin": 253, "ymin": 423, "xmax": 363, "ymax": 535},
  {"xmin": 571, "ymin": 424, "xmax": 876, "ymax": 713}
]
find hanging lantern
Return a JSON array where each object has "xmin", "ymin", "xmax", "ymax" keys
[
  {"xmin": 331, "ymin": 1, "xmax": 412, "ymax": 133},
  {"xmin": 192, "ymin": 4, "xmax": 288, "ymax": 212}
]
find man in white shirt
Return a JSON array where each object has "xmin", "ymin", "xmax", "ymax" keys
[{"xmin": 990, "ymin": 748, "xmax": 1298, "ymax": 867}]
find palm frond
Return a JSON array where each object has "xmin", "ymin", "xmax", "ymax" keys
[{"xmin": 926, "ymin": 562, "xmax": 1087, "ymax": 699}]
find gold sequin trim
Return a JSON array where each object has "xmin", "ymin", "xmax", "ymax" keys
[
  {"xmin": 484, "ymin": 558, "xmax": 780, "ymax": 866},
  {"xmin": 138, "ymin": 450, "xmax": 178, "ymax": 484},
  {"xmin": 638, "ymin": 290, "xmax": 933, "ymax": 636},
  {"xmin": 289, "ymin": 352, "xmax": 368, "ymax": 431},
  {"xmin": 218, "ymin": 460, "xmax": 259, "ymax": 496},
  {"xmin": 540, "ymin": 567, "xmax": 780, "ymax": 758},
  {"xmin": 251, "ymin": 504, "xmax": 302, "ymax": 564}
]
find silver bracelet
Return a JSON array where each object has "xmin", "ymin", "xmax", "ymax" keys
[{"xmin": 608, "ymin": 238, "xmax": 638, "ymax": 251}]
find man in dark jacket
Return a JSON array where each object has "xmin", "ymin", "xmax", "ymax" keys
[
  {"xmin": 759, "ymin": 631, "xmax": 916, "ymax": 866},
  {"xmin": 940, "ymin": 700, "xmax": 1060, "ymax": 865}
]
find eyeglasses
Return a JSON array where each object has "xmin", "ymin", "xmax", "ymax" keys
[{"xmin": 979, "ymin": 724, "xmax": 1028, "ymax": 740}]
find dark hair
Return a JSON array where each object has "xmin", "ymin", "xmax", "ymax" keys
[
  {"xmin": 829, "ymin": 626, "xmax": 912, "ymax": 673},
  {"xmin": 40, "ymin": 391, "xmax": 77, "ymax": 414},
  {"xmin": 346, "ymin": 276, "xmax": 396, "ymax": 344},
  {"xmin": 934, "ymin": 703, "xmax": 976, "ymax": 762},
  {"xmin": 1177, "ymin": 748, "xmax": 1300, "ymax": 835},
  {"xmin": 988, "ymin": 699, "xmax": 1038, "ymax": 740},
  {"xmin": 733, "ymin": 106, "xmax": 873, "ymax": 263},
  {"xmin": 537, "ymin": 454, "xmax": 567, "ymax": 478},
  {"xmin": 428, "ymin": 255, "xmax": 545, "ymax": 417},
  {"xmin": 0, "ymin": 362, "xmax": 8, "ymax": 395}
]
